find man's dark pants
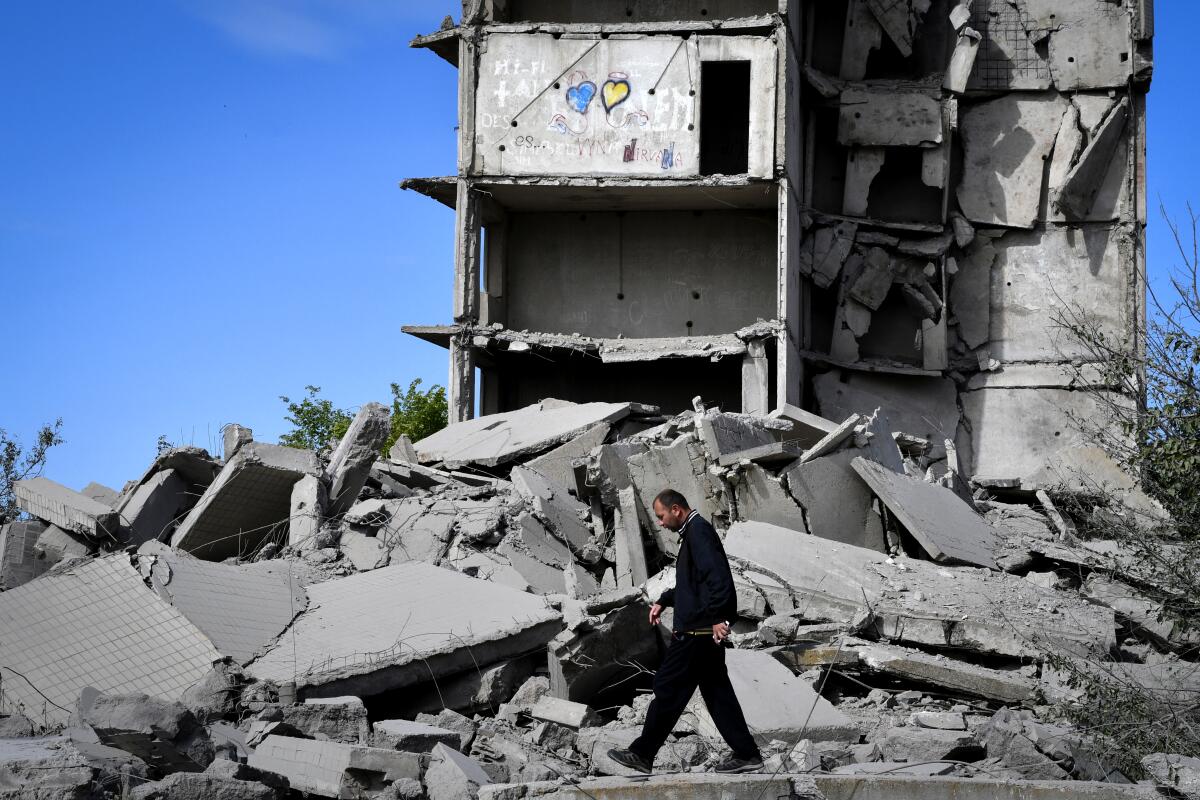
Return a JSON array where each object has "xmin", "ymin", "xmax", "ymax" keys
[{"xmin": 630, "ymin": 633, "xmax": 759, "ymax": 761}]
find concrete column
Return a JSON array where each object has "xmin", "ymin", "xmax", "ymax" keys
[
  {"xmin": 449, "ymin": 336, "xmax": 475, "ymax": 423},
  {"xmin": 777, "ymin": 179, "xmax": 805, "ymax": 407},
  {"xmin": 453, "ymin": 179, "xmax": 481, "ymax": 323},
  {"xmin": 742, "ymin": 339, "xmax": 770, "ymax": 415}
]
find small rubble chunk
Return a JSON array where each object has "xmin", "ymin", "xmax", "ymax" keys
[
  {"xmin": 277, "ymin": 696, "xmax": 370, "ymax": 744},
  {"xmin": 425, "ymin": 743, "xmax": 491, "ymax": 800},
  {"xmin": 223, "ymin": 424, "xmax": 254, "ymax": 461},
  {"xmin": 529, "ymin": 696, "xmax": 596, "ymax": 729},
  {"xmin": 372, "ymin": 719, "xmax": 460, "ymax": 753}
]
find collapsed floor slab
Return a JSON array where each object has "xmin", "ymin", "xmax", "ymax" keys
[
  {"xmin": 137, "ymin": 542, "xmax": 308, "ymax": 665},
  {"xmin": 0, "ymin": 555, "xmax": 221, "ymax": 728},
  {"xmin": 246, "ymin": 561, "xmax": 561, "ymax": 699},
  {"xmin": 170, "ymin": 443, "xmax": 321, "ymax": 561},
  {"xmin": 413, "ymin": 400, "xmax": 634, "ymax": 469},
  {"xmin": 724, "ymin": 521, "xmax": 1114, "ymax": 658}
]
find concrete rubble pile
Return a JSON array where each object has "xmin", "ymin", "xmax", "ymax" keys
[{"xmin": 0, "ymin": 392, "xmax": 1192, "ymax": 800}]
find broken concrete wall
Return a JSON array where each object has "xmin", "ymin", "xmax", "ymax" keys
[{"xmin": 473, "ymin": 34, "xmax": 776, "ymax": 178}]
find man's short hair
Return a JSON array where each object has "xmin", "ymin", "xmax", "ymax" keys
[{"xmin": 654, "ymin": 489, "xmax": 690, "ymax": 511}]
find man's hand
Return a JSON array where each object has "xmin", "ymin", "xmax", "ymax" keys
[
  {"xmin": 712, "ymin": 621, "xmax": 730, "ymax": 643},
  {"xmin": 648, "ymin": 603, "xmax": 663, "ymax": 626}
]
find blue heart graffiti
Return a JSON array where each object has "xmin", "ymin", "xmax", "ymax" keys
[{"xmin": 566, "ymin": 81, "xmax": 597, "ymax": 114}]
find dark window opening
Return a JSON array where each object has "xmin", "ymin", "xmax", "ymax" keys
[{"xmin": 700, "ymin": 61, "xmax": 751, "ymax": 175}]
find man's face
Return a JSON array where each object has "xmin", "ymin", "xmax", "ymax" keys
[{"xmin": 653, "ymin": 500, "xmax": 689, "ymax": 531}]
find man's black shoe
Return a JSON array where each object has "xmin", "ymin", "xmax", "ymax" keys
[
  {"xmin": 607, "ymin": 747, "xmax": 652, "ymax": 774},
  {"xmin": 714, "ymin": 753, "xmax": 764, "ymax": 773}
]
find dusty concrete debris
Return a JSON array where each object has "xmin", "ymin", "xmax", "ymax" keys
[{"xmin": 8, "ymin": 2, "xmax": 1166, "ymax": 791}]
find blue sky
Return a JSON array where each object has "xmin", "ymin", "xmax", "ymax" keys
[{"xmin": 1, "ymin": 2, "xmax": 1197, "ymax": 493}]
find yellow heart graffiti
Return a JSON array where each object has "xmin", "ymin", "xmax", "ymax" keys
[{"xmin": 602, "ymin": 78, "xmax": 631, "ymax": 112}]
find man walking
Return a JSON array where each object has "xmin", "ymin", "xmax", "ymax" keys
[{"xmin": 607, "ymin": 489, "xmax": 762, "ymax": 775}]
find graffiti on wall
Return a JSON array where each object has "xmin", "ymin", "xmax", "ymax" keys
[
  {"xmin": 547, "ymin": 71, "xmax": 651, "ymax": 137},
  {"xmin": 477, "ymin": 35, "xmax": 699, "ymax": 176}
]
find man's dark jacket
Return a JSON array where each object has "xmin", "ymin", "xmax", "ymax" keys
[{"xmin": 655, "ymin": 512, "xmax": 738, "ymax": 632}]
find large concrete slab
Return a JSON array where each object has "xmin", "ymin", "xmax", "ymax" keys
[
  {"xmin": 783, "ymin": 450, "xmax": 884, "ymax": 552},
  {"xmin": 957, "ymin": 93, "xmax": 1069, "ymax": 229},
  {"xmin": 118, "ymin": 468, "xmax": 190, "ymax": 546},
  {"xmin": 170, "ymin": 442, "xmax": 321, "ymax": 561},
  {"xmin": 247, "ymin": 561, "xmax": 561, "ymax": 699},
  {"xmin": 852, "ymin": 457, "xmax": 999, "ymax": 569},
  {"xmin": 415, "ymin": 400, "xmax": 633, "ymax": 468},
  {"xmin": 850, "ymin": 639, "xmax": 1036, "ymax": 703},
  {"xmin": 0, "ymin": 555, "xmax": 221, "ymax": 728},
  {"xmin": 724, "ymin": 521, "xmax": 1114, "ymax": 658},
  {"xmin": 13, "ymin": 477, "xmax": 120, "ymax": 541},
  {"xmin": 526, "ymin": 422, "xmax": 610, "ymax": 492},
  {"xmin": 484, "ymin": 772, "xmax": 797, "ymax": 799},
  {"xmin": 138, "ymin": 542, "xmax": 307, "ymax": 664},
  {"xmin": 814, "ymin": 774, "xmax": 1158, "ymax": 800},
  {"xmin": 838, "ymin": 89, "xmax": 943, "ymax": 147},
  {"xmin": 685, "ymin": 648, "xmax": 858, "ymax": 745},
  {"xmin": 248, "ymin": 735, "xmax": 418, "ymax": 798},
  {"xmin": 626, "ymin": 433, "xmax": 724, "ymax": 554}
]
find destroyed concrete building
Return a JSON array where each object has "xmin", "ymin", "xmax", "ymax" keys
[
  {"xmin": 0, "ymin": 2, "xmax": 1186, "ymax": 799},
  {"xmin": 402, "ymin": 0, "xmax": 1153, "ymax": 491}
]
